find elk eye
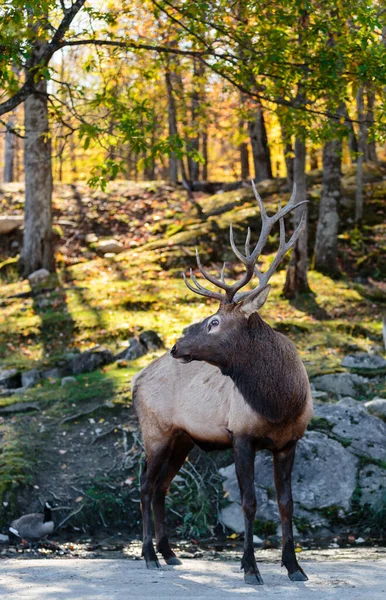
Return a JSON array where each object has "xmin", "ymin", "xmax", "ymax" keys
[{"xmin": 208, "ymin": 318, "xmax": 219, "ymax": 332}]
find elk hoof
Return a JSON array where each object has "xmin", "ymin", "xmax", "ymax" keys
[
  {"xmin": 288, "ymin": 569, "xmax": 308, "ymax": 582},
  {"xmin": 146, "ymin": 559, "xmax": 161, "ymax": 570},
  {"xmin": 244, "ymin": 572, "xmax": 264, "ymax": 585},
  {"xmin": 165, "ymin": 556, "xmax": 182, "ymax": 566}
]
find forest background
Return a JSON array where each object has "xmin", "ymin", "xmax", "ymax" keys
[{"xmin": 0, "ymin": 0, "xmax": 385, "ymax": 542}]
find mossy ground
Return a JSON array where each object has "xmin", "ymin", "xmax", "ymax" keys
[{"xmin": 0, "ymin": 175, "xmax": 385, "ymax": 536}]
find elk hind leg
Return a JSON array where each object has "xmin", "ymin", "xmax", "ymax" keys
[
  {"xmin": 273, "ymin": 441, "xmax": 308, "ymax": 582},
  {"xmin": 140, "ymin": 442, "xmax": 171, "ymax": 569},
  {"xmin": 153, "ymin": 433, "xmax": 194, "ymax": 565}
]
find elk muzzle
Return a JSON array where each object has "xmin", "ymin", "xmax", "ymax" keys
[{"xmin": 170, "ymin": 342, "xmax": 193, "ymax": 363}]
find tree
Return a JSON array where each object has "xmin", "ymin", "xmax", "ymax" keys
[
  {"xmin": 283, "ymin": 137, "xmax": 310, "ymax": 298},
  {"xmin": 314, "ymin": 137, "xmax": 342, "ymax": 276},
  {"xmin": 247, "ymin": 105, "xmax": 272, "ymax": 182},
  {"xmin": 3, "ymin": 116, "xmax": 16, "ymax": 183}
]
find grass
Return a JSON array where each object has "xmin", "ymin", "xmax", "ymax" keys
[{"xmin": 0, "ymin": 254, "xmax": 383, "ymax": 379}]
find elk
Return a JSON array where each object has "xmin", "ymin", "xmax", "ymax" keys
[{"xmin": 133, "ymin": 182, "xmax": 313, "ymax": 585}]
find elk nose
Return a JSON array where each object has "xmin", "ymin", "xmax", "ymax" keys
[{"xmin": 170, "ymin": 344, "xmax": 177, "ymax": 357}]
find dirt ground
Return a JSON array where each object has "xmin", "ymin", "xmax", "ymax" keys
[{"xmin": 0, "ymin": 548, "xmax": 385, "ymax": 599}]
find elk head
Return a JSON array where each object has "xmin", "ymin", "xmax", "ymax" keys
[{"xmin": 171, "ymin": 182, "xmax": 307, "ymax": 369}]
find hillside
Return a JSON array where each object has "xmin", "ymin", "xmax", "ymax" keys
[{"xmin": 0, "ymin": 167, "xmax": 385, "ymax": 545}]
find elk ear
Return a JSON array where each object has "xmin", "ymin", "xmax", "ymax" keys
[{"xmin": 239, "ymin": 285, "xmax": 271, "ymax": 317}]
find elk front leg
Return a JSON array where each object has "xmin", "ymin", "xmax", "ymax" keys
[
  {"xmin": 234, "ymin": 436, "xmax": 263, "ymax": 585},
  {"xmin": 273, "ymin": 441, "xmax": 308, "ymax": 582}
]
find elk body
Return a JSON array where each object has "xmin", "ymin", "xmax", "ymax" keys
[{"xmin": 133, "ymin": 183, "xmax": 313, "ymax": 585}]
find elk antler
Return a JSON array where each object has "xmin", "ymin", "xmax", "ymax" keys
[{"xmin": 183, "ymin": 181, "xmax": 307, "ymax": 304}]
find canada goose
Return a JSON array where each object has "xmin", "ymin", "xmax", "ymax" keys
[{"xmin": 9, "ymin": 502, "xmax": 54, "ymax": 547}]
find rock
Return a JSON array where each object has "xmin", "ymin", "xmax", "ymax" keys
[
  {"xmin": 365, "ymin": 398, "xmax": 386, "ymax": 419},
  {"xmin": 0, "ymin": 402, "xmax": 39, "ymax": 414},
  {"xmin": 12, "ymin": 387, "xmax": 28, "ymax": 395},
  {"xmin": 0, "ymin": 215, "xmax": 23, "ymax": 235},
  {"xmin": 61, "ymin": 376, "xmax": 77, "ymax": 386},
  {"xmin": 342, "ymin": 353, "xmax": 386, "ymax": 372},
  {"xmin": 139, "ymin": 330, "xmax": 164, "ymax": 351},
  {"xmin": 27, "ymin": 268, "xmax": 50, "ymax": 286},
  {"xmin": 314, "ymin": 398, "xmax": 386, "ymax": 462},
  {"xmin": 253, "ymin": 535, "xmax": 264, "ymax": 546},
  {"xmin": 358, "ymin": 465, "xmax": 385, "ymax": 509},
  {"xmin": 21, "ymin": 369, "xmax": 41, "ymax": 389},
  {"xmin": 96, "ymin": 239, "xmax": 124, "ymax": 255},
  {"xmin": 41, "ymin": 367, "xmax": 67, "ymax": 380},
  {"xmin": 219, "ymin": 431, "xmax": 358, "ymax": 533},
  {"xmin": 219, "ymin": 503, "xmax": 245, "ymax": 534},
  {"xmin": 311, "ymin": 373, "xmax": 368, "ymax": 398},
  {"xmin": 85, "ymin": 233, "xmax": 98, "ymax": 243},
  {"xmin": 116, "ymin": 338, "xmax": 147, "ymax": 361},
  {"xmin": 254, "ymin": 178, "xmax": 279, "ymax": 197},
  {"xmin": 0, "ymin": 534, "xmax": 9, "ymax": 544},
  {"xmin": 0, "ymin": 368, "xmax": 21, "ymax": 389},
  {"xmin": 71, "ymin": 349, "xmax": 114, "ymax": 375},
  {"xmin": 311, "ymin": 390, "xmax": 328, "ymax": 400}
]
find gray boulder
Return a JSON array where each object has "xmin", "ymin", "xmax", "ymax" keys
[
  {"xmin": 315, "ymin": 398, "xmax": 386, "ymax": 462},
  {"xmin": 0, "ymin": 368, "xmax": 21, "ymax": 389},
  {"xmin": 219, "ymin": 430, "xmax": 358, "ymax": 533},
  {"xmin": 116, "ymin": 338, "xmax": 147, "ymax": 361},
  {"xmin": 71, "ymin": 348, "xmax": 114, "ymax": 375},
  {"xmin": 219, "ymin": 503, "xmax": 245, "ymax": 534},
  {"xmin": 342, "ymin": 353, "xmax": 386, "ymax": 371},
  {"xmin": 61, "ymin": 376, "xmax": 77, "ymax": 387},
  {"xmin": 27, "ymin": 268, "xmax": 50, "ymax": 286},
  {"xmin": 41, "ymin": 367, "xmax": 68, "ymax": 380},
  {"xmin": 0, "ymin": 215, "xmax": 23, "ymax": 235},
  {"xmin": 21, "ymin": 369, "xmax": 41, "ymax": 389},
  {"xmin": 358, "ymin": 465, "xmax": 386, "ymax": 509},
  {"xmin": 311, "ymin": 372, "xmax": 368, "ymax": 397},
  {"xmin": 365, "ymin": 398, "xmax": 386, "ymax": 420},
  {"xmin": 139, "ymin": 330, "xmax": 164, "ymax": 351},
  {"xmin": 0, "ymin": 402, "xmax": 39, "ymax": 414},
  {"xmin": 96, "ymin": 239, "xmax": 124, "ymax": 255}
]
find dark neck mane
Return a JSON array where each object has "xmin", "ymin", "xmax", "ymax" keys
[{"xmin": 222, "ymin": 314, "xmax": 307, "ymax": 424}]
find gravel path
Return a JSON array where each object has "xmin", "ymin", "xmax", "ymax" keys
[{"xmin": 1, "ymin": 557, "xmax": 386, "ymax": 599}]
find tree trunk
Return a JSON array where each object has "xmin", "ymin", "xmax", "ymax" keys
[
  {"xmin": 188, "ymin": 58, "xmax": 201, "ymax": 182},
  {"xmin": 4, "ymin": 116, "xmax": 16, "ymax": 182},
  {"xmin": 202, "ymin": 128, "xmax": 208, "ymax": 180},
  {"xmin": 314, "ymin": 138, "xmax": 342, "ymax": 276},
  {"xmin": 355, "ymin": 86, "xmax": 365, "ymax": 222},
  {"xmin": 165, "ymin": 69, "xmax": 178, "ymax": 183},
  {"xmin": 240, "ymin": 137, "xmax": 250, "ymax": 180},
  {"xmin": 20, "ymin": 77, "xmax": 54, "ymax": 276},
  {"xmin": 247, "ymin": 105, "xmax": 272, "ymax": 182},
  {"xmin": 70, "ymin": 133, "xmax": 77, "ymax": 182},
  {"xmin": 278, "ymin": 117, "xmax": 294, "ymax": 187},
  {"xmin": 239, "ymin": 93, "xmax": 250, "ymax": 180},
  {"xmin": 364, "ymin": 90, "xmax": 377, "ymax": 162},
  {"xmin": 309, "ymin": 146, "xmax": 318, "ymax": 170},
  {"xmin": 283, "ymin": 141, "xmax": 294, "ymax": 188},
  {"xmin": 283, "ymin": 138, "xmax": 310, "ymax": 298}
]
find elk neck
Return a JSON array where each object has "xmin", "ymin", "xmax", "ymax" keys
[{"xmin": 220, "ymin": 313, "xmax": 305, "ymax": 424}]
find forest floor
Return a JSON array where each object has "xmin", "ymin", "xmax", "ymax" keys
[{"xmin": 0, "ymin": 166, "xmax": 385, "ymax": 541}]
